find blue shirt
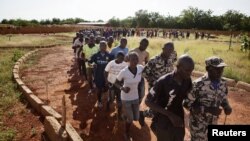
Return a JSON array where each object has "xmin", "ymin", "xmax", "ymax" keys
[
  {"xmin": 89, "ymin": 51, "xmax": 112, "ymax": 82},
  {"xmin": 110, "ymin": 46, "xmax": 129, "ymax": 58}
]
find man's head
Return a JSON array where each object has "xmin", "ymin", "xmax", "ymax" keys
[
  {"xmin": 116, "ymin": 51, "xmax": 125, "ymax": 63},
  {"xmin": 108, "ymin": 36, "xmax": 114, "ymax": 44},
  {"xmin": 162, "ymin": 42, "xmax": 174, "ymax": 58},
  {"xmin": 95, "ymin": 36, "xmax": 101, "ymax": 44},
  {"xmin": 139, "ymin": 38, "xmax": 149, "ymax": 51},
  {"xmin": 89, "ymin": 35, "xmax": 95, "ymax": 45},
  {"xmin": 176, "ymin": 54, "xmax": 195, "ymax": 80},
  {"xmin": 120, "ymin": 38, "xmax": 127, "ymax": 48},
  {"xmin": 205, "ymin": 56, "xmax": 227, "ymax": 81},
  {"xmin": 99, "ymin": 41, "xmax": 107, "ymax": 52}
]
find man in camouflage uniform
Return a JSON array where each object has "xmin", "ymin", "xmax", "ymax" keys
[
  {"xmin": 183, "ymin": 56, "xmax": 232, "ymax": 141},
  {"xmin": 142, "ymin": 42, "xmax": 177, "ymax": 89},
  {"xmin": 139, "ymin": 42, "xmax": 177, "ymax": 126}
]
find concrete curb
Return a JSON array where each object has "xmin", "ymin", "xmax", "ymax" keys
[
  {"xmin": 44, "ymin": 116, "xmax": 68, "ymax": 141},
  {"xmin": 13, "ymin": 48, "xmax": 83, "ymax": 141},
  {"xmin": 236, "ymin": 81, "xmax": 250, "ymax": 92}
]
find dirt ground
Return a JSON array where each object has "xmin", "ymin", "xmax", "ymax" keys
[
  {"xmin": 20, "ymin": 46, "xmax": 250, "ymax": 141},
  {"xmin": 2, "ymin": 101, "xmax": 44, "ymax": 141}
]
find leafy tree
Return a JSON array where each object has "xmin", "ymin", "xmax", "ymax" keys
[
  {"xmin": 241, "ymin": 34, "xmax": 250, "ymax": 58},
  {"xmin": 135, "ymin": 10, "xmax": 150, "ymax": 27},
  {"xmin": 108, "ymin": 17, "xmax": 120, "ymax": 27}
]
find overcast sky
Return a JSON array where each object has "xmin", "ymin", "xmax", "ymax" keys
[{"xmin": 0, "ymin": 0, "xmax": 249, "ymax": 21}]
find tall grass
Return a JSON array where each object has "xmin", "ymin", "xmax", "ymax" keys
[
  {"xmin": 127, "ymin": 37, "xmax": 250, "ymax": 83},
  {"xmin": 0, "ymin": 49, "xmax": 28, "ymax": 141},
  {"xmin": 0, "ymin": 34, "xmax": 72, "ymax": 47}
]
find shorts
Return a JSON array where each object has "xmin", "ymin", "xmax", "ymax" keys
[{"xmin": 122, "ymin": 99, "xmax": 139, "ymax": 123}]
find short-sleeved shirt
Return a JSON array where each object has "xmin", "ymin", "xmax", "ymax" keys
[
  {"xmin": 148, "ymin": 72, "xmax": 192, "ymax": 128},
  {"xmin": 105, "ymin": 60, "xmax": 128, "ymax": 84},
  {"xmin": 110, "ymin": 46, "xmax": 129, "ymax": 58},
  {"xmin": 117, "ymin": 65, "xmax": 144, "ymax": 101},
  {"xmin": 130, "ymin": 48, "xmax": 149, "ymax": 65},
  {"xmin": 83, "ymin": 44, "xmax": 99, "ymax": 61},
  {"xmin": 73, "ymin": 38, "xmax": 83, "ymax": 58},
  {"xmin": 142, "ymin": 51, "xmax": 177, "ymax": 89},
  {"xmin": 89, "ymin": 51, "xmax": 112, "ymax": 83}
]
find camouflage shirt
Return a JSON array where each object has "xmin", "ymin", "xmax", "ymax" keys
[
  {"xmin": 183, "ymin": 74, "xmax": 230, "ymax": 116},
  {"xmin": 142, "ymin": 51, "xmax": 177, "ymax": 89}
]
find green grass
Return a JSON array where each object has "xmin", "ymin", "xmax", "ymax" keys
[
  {"xmin": 127, "ymin": 37, "xmax": 250, "ymax": 83},
  {"xmin": 0, "ymin": 33, "xmax": 72, "ymax": 47},
  {"xmin": 0, "ymin": 48, "xmax": 29, "ymax": 141}
]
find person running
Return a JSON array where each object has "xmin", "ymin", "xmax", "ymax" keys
[
  {"xmin": 82, "ymin": 35, "xmax": 99, "ymax": 94},
  {"xmin": 129, "ymin": 38, "xmax": 149, "ymax": 104},
  {"xmin": 145, "ymin": 54, "xmax": 194, "ymax": 141},
  {"xmin": 104, "ymin": 52, "xmax": 127, "ymax": 116},
  {"xmin": 140, "ymin": 42, "xmax": 177, "ymax": 126},
  {"xmin": 89, "ymin": 41, "xmax": 112, "ymax": 107},
  {"xmin": 114, "ymin": 52, "xmax": 144, "ymax": 141},
  {"xmin": 183, "ymin": 56, "xmax": 232, "ymax": 141}
]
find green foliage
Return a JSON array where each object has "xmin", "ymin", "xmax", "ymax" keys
[
  {"xmin": 0, "ymin": 49, "xmax": 29, "ymax": 140},
  {"xmin": 240, "ymin": 34, "xmax": 250, "ymax": 58},
  {"xmin": 11, "ymin": 50, "xmax": 23, "ymax": 62},
  {"xmin": 0, "ymin": 128, "xmax": 16, "ymax": 141}
]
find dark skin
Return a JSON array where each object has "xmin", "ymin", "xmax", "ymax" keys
[
  {"xmin": 145, "ymin": 56, "xmax": 194, "ymax": 127},
  {"xmin": 161, "ymin": 44, "xmax": 174, "ymax": 62},
  {"xmin": 206, "ymin": 66, "xmax": 232, "ymax": 115},
  {"xmin": 114, "ymin": 53, "xmax": 139, "ymax": 138},
  {"xmin": 138, "ymin": 39, "xmax": 149, "ymax": 64},
  {"xmin": 206, "ymin": 66, "xmax": 224, "ymax": 81},
  {"xmin": 119, "ymin": 38, "xmax": 127, "ymax": 49}
]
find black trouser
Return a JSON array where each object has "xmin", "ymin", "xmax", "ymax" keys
[
  {"xmin": 78, "ymin": 59, "xmax": 87, "ymax": 79},
  {"xmin": 107, "ymin": 83, "xmax": 122, "ymax": 115},
  {"xmin": 153, "ymin": 125, "xmax": 185, "ymax": 141}
]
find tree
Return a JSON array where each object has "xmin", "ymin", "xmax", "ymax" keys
[
  {"xmin": 1, "ymin": 19, "xmax": 8, "ymax": 24},
  {"xmin": 241, "ymin": 34, "xmax": 250, "ymax": 59},
  {"xmin": 52, "ymin": 18, "xmax": 61, "ymax": 24},
  {"xmin": 108, "ymin": 17, "xmax": 120, "ymax": 27},
  {"xmin": 135, "ymin": 10, "xmax": 150, "ymax": 27}
]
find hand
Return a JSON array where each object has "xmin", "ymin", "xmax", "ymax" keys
[
  {"xmin": 121, "ymin": 87, "xmax": 130, "ymax": 93},
  {"xmin": 224, "ymin": 106, "xmax": 232, "ymax": 115}
]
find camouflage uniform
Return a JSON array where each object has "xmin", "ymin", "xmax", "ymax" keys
[
  {"xmin": 142, "ymin": 51, "xmax": 177, "ymax": 89},
  {"xmin": 183, "ymin": 74, "xmax": 231, "ymax": 141}
]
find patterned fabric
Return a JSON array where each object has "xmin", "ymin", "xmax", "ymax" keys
[
  {"xmin": 142, "ymin": 51, "xmax": 177, "ymax": 89},
  {"xmin": 183, "ymin": 74, "xmax": 231, "ymax": 141}
]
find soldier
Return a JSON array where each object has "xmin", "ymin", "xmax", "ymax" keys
[
  {"xmin": 183, "ymin": 56, "xmax": 232, "ymax": 141},
  {"xmin": 139, "ymin": 42, "xmax": 177, "ymax": 126}
]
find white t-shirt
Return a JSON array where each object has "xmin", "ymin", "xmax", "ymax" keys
[
  {"xmin": 117, "ymin": 65, "xmax": 144, "ymax": 101},
  {"xmin": 105, "ymin": 60, "xmax": 128, "ymax": 84},
  {"xmin": 73, "ymin": 38, "xmax": 83, "ymax": 58}
]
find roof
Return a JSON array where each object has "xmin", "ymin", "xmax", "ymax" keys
[{"xmin": 77, "ymin": 22, "xmax": 108, "ymax": 26}]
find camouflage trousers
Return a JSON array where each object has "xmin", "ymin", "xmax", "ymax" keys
[{"xmin": 189, "ymin": 113, "xmax": 218, "ymax": 141}]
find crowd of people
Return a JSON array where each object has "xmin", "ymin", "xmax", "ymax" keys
[
  {"xmin": 77, "ymin": 28, "xmax": 211, "ymax": 40},
  {"xmin": 72, "ymin": 30, "xmax": 232, "ymax": 141}
]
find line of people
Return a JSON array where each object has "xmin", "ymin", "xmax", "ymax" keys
[{"xmin": 72, "ymin": 32, "xmax": 232, "ymax": 141}]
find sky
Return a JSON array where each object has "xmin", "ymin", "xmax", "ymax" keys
[{"xmin": 0, "ymin": 0, "xmax": 250, "ymax": 21}]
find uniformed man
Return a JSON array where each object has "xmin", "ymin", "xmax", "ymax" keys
[{"xmin": 183, "ymin": 56, "xmax": 232, "ymax": 141}]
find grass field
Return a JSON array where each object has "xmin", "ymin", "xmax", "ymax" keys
[
  {"xmin": 0, "ymin": 33, "xmax": 73, "ymax": 47},
  {"xmin": 0, "ymin": 48, "xmax": 29, "ymax": 140},
  {"xmin": 127, "ymin": 37, "xmax": 250, "ymax": 83}
]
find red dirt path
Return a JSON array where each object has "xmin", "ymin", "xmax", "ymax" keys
[{"xmin": 20, "ymin": 46, "xmax": 250, "ymax": 141}]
